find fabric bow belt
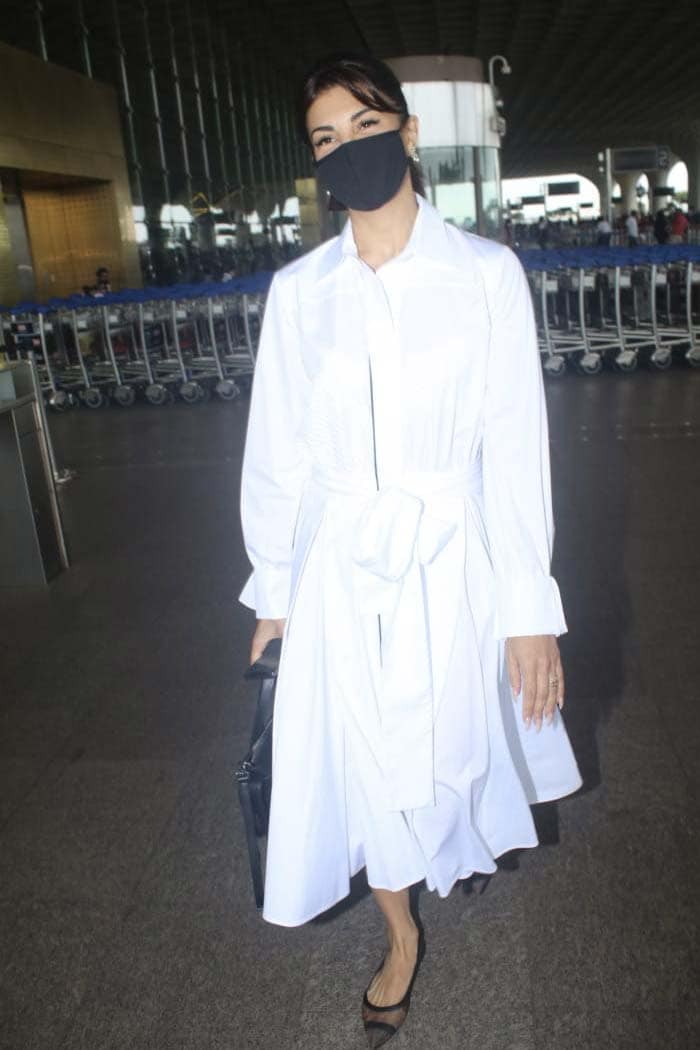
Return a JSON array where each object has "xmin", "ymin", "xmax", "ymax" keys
[{"xmin": 311, "ymin": 461, "xmax": 483, "ymax": 812}]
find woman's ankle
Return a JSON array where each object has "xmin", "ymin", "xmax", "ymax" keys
[{"xmin": 387, "ymin": 921, "xmax": 419, "ymax": 954}]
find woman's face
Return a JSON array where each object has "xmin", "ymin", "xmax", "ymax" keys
[{"xmin": 306, "ymin": 84, "xmax": 417, "ymax": 163}]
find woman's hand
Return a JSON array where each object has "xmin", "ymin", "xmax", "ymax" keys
[
  {"xmin": 250, "ymin": 618, "xmax": 286, "ymax": 664},
  {"xmin": 505, "ymin": 635, "xmax": 565, "ymax": 731}
]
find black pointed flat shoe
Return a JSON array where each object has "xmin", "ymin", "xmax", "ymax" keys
[{"xmin": 361, "ymin": 929, "xmax": 426, "ymax": 1048}]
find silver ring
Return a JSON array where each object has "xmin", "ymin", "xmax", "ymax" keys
[{"xmin": 548, "ymin": 677, "xmax": 559, "ymax": 686}]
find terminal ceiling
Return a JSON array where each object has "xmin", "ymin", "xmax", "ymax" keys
[{"xmin": 0, "ymin": 0, "xmax": 697, "ymax": 179}]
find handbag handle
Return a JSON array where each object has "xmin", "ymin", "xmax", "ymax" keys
[{"xmin": 244, "ymin": 636, "xmax": 282, "ymax": 681}]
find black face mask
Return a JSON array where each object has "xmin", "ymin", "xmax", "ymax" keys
[{"xmin": 314, "ymin": 129, "xmax": 409, "ymax": 212}]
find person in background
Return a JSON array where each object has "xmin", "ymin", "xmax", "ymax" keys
[
  {"xmin": 81, "ymin": 267, "xmax": 112, "ymax": 298},
  {"xmin": 596, "ymin": 215, "xmax": 612, "ymax": 246},
  {"xmin": 536, "ymin": 215, "xmax": 550, "ymax": 249},
  {"xmin": 260, "ymin": 229, "xmax": 276, "ymax": 270},
  {"xmin": 669, "ymin": 207, "xmax": 689, "ymax": 244},
  {"xmin": 625, "ymin": 210, "xmax": 639, "ymax": 247},
  {"xmin": 654, "ymin": 209, "xmax": 669, "ymax": 245},
  {"xmin": 95, "ymin": 267, "xmax": 111, "ymax": 294}
]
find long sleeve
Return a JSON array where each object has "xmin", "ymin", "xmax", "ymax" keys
[
  {"xmin": 239, "ymin": 271, "xmax": 310, "ymax": 619},
  {"xmin": 481, "ymin": 246, "xmax": 567, "ymax": 640}
]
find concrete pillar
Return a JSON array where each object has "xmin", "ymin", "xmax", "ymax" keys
[
  {"xmin": 0, "ymin": 177, "xmax": 21, "ymax": 306},
  {"xmin": 387, "ymin": 55, "xmax": 502, "ymax": 238},
  {"xmin": 668, "ymin": 122, "xmax": 700, "ymax": 213},
  {"xmin": 686, "ymin": 148, "xmax": 700, "ymax": 213},
  {"xmin": 615, "ymin": 170, "xmax": 644, "ymax": 214},
  {"xmin": 647, "ymin": 169, "xmax": 675, "ymax": 214},
  {"xmin": 589, "ymin": 170, "xmax": 610, "ymax": 220}
]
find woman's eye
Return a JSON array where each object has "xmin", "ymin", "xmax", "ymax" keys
[
  {"xmin": 314, "ymin": 134, "xmax": 333, "ymax": 148},
  {"xmin": 359, "ymin": 118, "xmax": 379, "ymax": 130}
]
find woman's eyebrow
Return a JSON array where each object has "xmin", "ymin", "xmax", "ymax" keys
[
  {"xmin": 310, "ymin": 107, "xmax": 375, "ymax": 137},
  {"xmin": 310, "ymin": 122, "xmax": 334, "ymax": 136}
]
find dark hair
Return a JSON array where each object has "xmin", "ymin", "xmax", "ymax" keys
[{"xmin": 298, "ymin": 52, "xmax": 425, "ymax": 197}]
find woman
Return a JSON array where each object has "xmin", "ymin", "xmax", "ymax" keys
[{"xmin": 240, "ymin": 53, "xmax": 582, "ymax": 1047}]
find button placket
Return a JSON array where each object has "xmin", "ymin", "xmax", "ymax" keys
[{"xmin": 362, "ymin": 266, "xmax": 403, "ymax": 490}]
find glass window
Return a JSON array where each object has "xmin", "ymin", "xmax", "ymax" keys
[
  {"xmin": 478, "ymin": 148, "xmax": 502, "ymax": 241},
  {"xmin": 419, "ymin": 146, "xmax": 478, "ymax": 232},
  {"xmin": 419, "ymin": 145, "xmax": 502, "ymax": 239}
]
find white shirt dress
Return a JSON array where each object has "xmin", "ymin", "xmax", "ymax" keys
[{"xmin": 240, "ymin": 195, "xmax": 582, "ymax": 927}]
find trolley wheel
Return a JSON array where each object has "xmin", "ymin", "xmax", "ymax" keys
[
  {"xmin": 145, "ymin": 383, "xmax": 168, "ymax": 405},
  {"xmin": 215, "ymin": 379, "xmax": 240, "ymax": 401},
  {"xmin": 49, "ymin": 390, "xmax": 71, "ymax": 412},
  {"xmin": 578, "ymin": 354, "xmax": 603, "ymax": 376},
  {"xmin": 686, "ymin": 350, "xmax": 700, "ymax": 369},
  {"xmin": 650, "ymin": 351, "xmax": 673, "ymax": 371},
  {"xmin": 543, "ymin": 355, "xmax": 566, "ymax": 378},
  {"xmin": 83, "ymin": 387, "xmax": 105, "ymax": 409},
  {"xmin": 614, "ymin": 352, "xmax": 638, "ymax": 374},
  {"xmin": 197, "ymin": 383, "xmax": 212, "ymax": 402},
  {"xmin": 114, "ymin": 384, "xmax": 136, "ymax": 407},
  {"xmin": 179, "ymin": 381, "xmax": 201, "ymax": 404}
]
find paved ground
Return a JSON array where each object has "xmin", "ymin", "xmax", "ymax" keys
[{"xmin": 1, "ymin": 365, "xmax": 699, "ymax": 1050}]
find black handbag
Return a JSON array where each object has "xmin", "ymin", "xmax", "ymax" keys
[{"xmin": 236, "ymin": 637, "xmax": 282, "ymax": 909}]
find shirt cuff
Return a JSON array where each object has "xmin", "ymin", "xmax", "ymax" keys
[
  {"xmin": 494, "ymin": 573, "xmax": 568, "ymax": 640},
  {"xmin": 238, "ymin": 566, "xmax": 291, "ymax": 620}
]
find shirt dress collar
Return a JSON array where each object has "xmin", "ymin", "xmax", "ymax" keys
[{"xmin": 317, "ymin": 194, "xmax": 464, "ymax": 280}]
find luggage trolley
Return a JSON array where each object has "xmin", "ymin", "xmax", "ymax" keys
[
  {"xmin": 684, "ymin": 260, "xmax": 700, "ymax": 367},
  {"xmin": 217, "ymin": 290, "xmax": 262, "ymax": 390},
  {"xmin": 5, "ymin": 311, "xmax": 76, "ymax": 410},
  {"xmin": 133, "ymin": 299, "xmax": 183, "ymax": 405},
  {"xmin": 520, "ymin": 244, "xmax": 700, "ymax": 377},
  {"xmin": 649, "ymin": 252, "xmax": 700, "ymax": 368},
  {"xmin": 183, "ymin": 292, "xmax": 240, "ymax": 401},
  {"xmin": 161, "ymin": 291, "xmax": 214, "ymax": 398},
  {"xmin": 528, "ymin": 266, "xmax": 567, "ymax": 377},
  {"xmin": 0, "ymin": 270, "xmax": 267, "ymax": 407},
  {"xmin": 568, "ymin": 267, "xmax": 603, "ymax": 374},
  {"xmin": 205, "ymin": 295, "xmax": 240, "ymax": 400},
  {"xmin": 575, "ymin": 254, "xmax": 648, "ymax": 374},
  {"xmin": 547, "ymin": 265, "xmax": 603, "ymax": 374},
  {"xmin": 70, "ymin": 302, "xmax": 125, "ymax": 404},
  {"xmin": 520, "ymin": 251, "xmax": 605, "ymax": 375},
  {"xmin": 609, "ymin": 264, "xmax": 657, "ymax": 372},
  {"xmin": 151, "ymin": 292, "xmax": 217, "ymax": 402},
  {"xmin": 158, "ymin": 296, "xmax": 212, "ymax": 404},
  {"xmin": 617, "ymin": 256, "xmax": 687, "ymax": 371},
  {"xmin": 51, "ymin": 305, "xmax": 101, "ymax": 405},
  {"xmin": 644, "ymin": 262, "xmax": 677, "ymax": 369},
  {"xmin": 99, "ymin": 302, "xmax": 155, "ymax": 405},
  {"xmin": 570, "ymin": 264, "xmax": 620, "ymax": 374}
]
